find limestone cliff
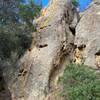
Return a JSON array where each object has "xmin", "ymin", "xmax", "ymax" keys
[
  {"xmin": 1, "ymin": 0, "xmax": 100, "ymax": 100},
  {"xmin": 12, "ymin": 0, "xmax": 78, "ymax": 100}
]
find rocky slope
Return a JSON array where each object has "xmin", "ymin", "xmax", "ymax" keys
[{"xmin": 0, "ymin": 0, "xmax": 100, "ymax": 100}]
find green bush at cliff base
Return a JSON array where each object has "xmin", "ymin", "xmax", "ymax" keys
[{"xmin": 59, "ymin": 64, "xmax": 100, "ymax": 100}]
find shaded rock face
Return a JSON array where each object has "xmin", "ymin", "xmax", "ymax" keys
[
  {"xmin": 11, "ymin": 0, "xmax": 78, "ymax": 100},
  {"xmin": 74, "ymin": 0, "xmax": 100, "ymax": 69}
]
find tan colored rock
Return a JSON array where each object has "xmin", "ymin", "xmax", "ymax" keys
[
  {"xmin": 74, "ymin": 0, "xmax": 100, "ymax": 69},
  {"xmin": 13, "ymin": 0, "xmax": 78, "ymax": 100},
  {"xmin": 45, "ymin": 89, "xmax": 64, "ymax": 100}
]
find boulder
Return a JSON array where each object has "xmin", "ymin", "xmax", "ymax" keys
[{"xmin": 74, "ymin": 0, "xmax": 100, "ymax": 69}]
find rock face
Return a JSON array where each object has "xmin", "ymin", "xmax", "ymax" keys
[
  {"xmin": 11, "ymin": 0, "xmax": 78, "ymax": 100},
  {"xmin": 74, "ymin": 0, "xmax": 100, "ymax": 69},
  {"xmin": 1, "ymin": 0, "xmax": 100, "ymax": 100}
]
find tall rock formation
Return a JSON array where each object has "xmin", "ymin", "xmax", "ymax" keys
[
  {"xmin": 11, "ymin": 0, "xmax": 78, "ymax": 100},
  {"xmin": 1, "ymin": 0, "xmax": 100, "ymax": 100},
  {"xmin": 74, "ymin": 0, "xmax": 100, "ymax": 69}
]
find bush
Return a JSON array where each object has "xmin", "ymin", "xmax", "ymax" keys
[
  {"xmin": 0, "ymin": 24, "xmax": 32, "ymax": 60},
  {"xmin": 72, "ymin": 0, "xmax": 79, "ymax": 7},
  {"xmin": 0, "ymin": 0, "xmax": 41, "ymax": 60},
  {"xmin": 59, "ymin": 64, "xmax": 100, "ymax": 100}
]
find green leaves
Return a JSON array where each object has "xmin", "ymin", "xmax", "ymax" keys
[
  {"xmin": 59, "ymin": 64, "xmax": 100, "ymax": 100},
  {"xmin": 0, "ymin": 0, "xmax": 41, "ymax": 60},
  {"xmin": 0, "ymin": 24, "xmax": 32, "ymax": 59},
  {"xmin": 72, "ymin": 0, "xmax": 79, "ymax": 7},
  {"xmin": 18, "ymin": 0, "xmax": 41, "ymax": 28}
]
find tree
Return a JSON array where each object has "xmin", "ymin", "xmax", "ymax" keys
[
  {"xmin": 72, "ymin": 0, "xmax": 79, "ymax": 7},
  {"xmin": 18, "ymin": 0, "xmax": 41, "ymax": 30},
  {"xmin": 0, "ymin": 0, "xmax": 41, "ymax": 60}
]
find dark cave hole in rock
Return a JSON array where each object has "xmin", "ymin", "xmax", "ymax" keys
[
  {"xmin": 95, "ymin": 50, "xmax": 100, "ymax": 56},
  {"xmin": 39, "ymin": 44, "xmax": 48, "ymax": 48},
  {"xmin": 0, "ymin": 70, "xmax": 12, "ymax": 100},
  {"xmin": 78, "ymin": 44, "xmax": 86, "ymax": 51},
  {"xmin": 69, "ymin": 26, "xmax": 76, "ymax": 36},
  {"xmin": 95, "ymin": 50, "xmax": 100, "ymax": 68}
]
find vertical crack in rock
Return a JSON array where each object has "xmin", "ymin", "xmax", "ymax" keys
[
  {"xmin": 49, "ymin": 43, "xmax": 75, "ymax": 92},
  {"xmin": 95, "ymin": 50, "xmax": 100, "ymax": 69}
]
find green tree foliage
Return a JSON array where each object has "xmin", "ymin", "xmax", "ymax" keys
[
  {"xmin": 18, "ymin": 0, "xmax": 41, "ymax": 30},
  {"xmin": 0, "ymin": 24, "xmax": 32, "ymax": 59},
  {"xmin": 0, "ymin": 0, "xmax": 19, "ymax": 25},
  {"xmin": 0, "ymin": 0, "xmax": 41, "ymax": 60},
  {"xmin": 72, "ymin": 0, "xmax": 79, "ymax": 7},
  {"xmin": 59, "ymin": 64, "xmax": 100, "ymax": 100}
]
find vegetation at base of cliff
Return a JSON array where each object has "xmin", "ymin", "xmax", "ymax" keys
[{"xmin": 59, "ymin": 64, "xmax": 100, "ymax": 100}]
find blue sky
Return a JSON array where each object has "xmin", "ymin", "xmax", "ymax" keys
[
  {"xmin": 37, "ymin": 0, "xmax": 92, "ymax": 11},
  {"xmin": 26, "ymin": 0, "xmax": 92, "ymax": 11},
  {"xmin": 41, "ymin": 0, "xmax": 48, "ymax": 7},
  {"xmin": 78, "ymin": 0, "xmax": 92, "ymax": 11},
  {"xmin": 34, "ymin": 0, "xmax": 48, "ymax": 7}
]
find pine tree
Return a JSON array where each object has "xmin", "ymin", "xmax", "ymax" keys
[{"xmin": 0, "ymin": 0, "xmax": 41, "ymax": 59}]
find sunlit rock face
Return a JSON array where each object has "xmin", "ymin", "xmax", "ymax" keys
[
  {"xmin": 13, "ymin": 0, "xmax": 100, "ymax": 99},
  {"xmin": 12, "ymin": 0, "xmax": 79, "ymax": 100},
  {"xmin": 1, "ymin": 0, "xmax": 100, "ymax": 100},
  {"xmin": 74, "ymin": 0, "xmax": 100, "ymax": 69}
]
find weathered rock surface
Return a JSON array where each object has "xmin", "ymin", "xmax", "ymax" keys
[
  {"xmin": 1, "ymin": 0, "xmax": 100, "ymax": 100},
  {"xmin": 74, "ymin": 0, "xmax": 100, "ymax": 69},
  {"xmin": 11, "ymin": 0, "xmax": 78, "ymax": 100}
]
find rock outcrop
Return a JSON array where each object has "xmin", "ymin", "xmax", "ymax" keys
[
  {"xmin": 11, "ymin": 0, "xmax": 78, "ymax": 100},
  {"xmin": 1, "ymin": 0, "xmax": 100, "ymax": 100},
  {"xmin": 74, "ymin": 0, "xmax": 100, "ymax": 69}
]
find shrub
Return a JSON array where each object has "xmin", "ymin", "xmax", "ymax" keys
[
  {"xmin": 59, "ymin": 64, "xmax": 100, "ymax": 100},
  {"xmin": 0, "ymin": 24, "xmax": 32, "ymax": 60},
  {"xmin": 72, "ymin": 0, "xmax": 79, "ymax": 7},
  {"xmin": 0, "ymin": 0, "xmax": 41, "ymax": 60}
]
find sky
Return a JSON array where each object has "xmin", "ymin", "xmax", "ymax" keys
[
  {"xmin": 40, "ymin": 0, "xmax": 48, "ymax": 7},
  {"xmin": 26, "ymin": 0, "xmax": 92, "ymax": 12},
  {"xmin": 78, "ymin": 0, "xmax": 92, "ymax": 11},
  {"xmin": 40, "ymin": 0, "xmax": 92, "ymax": 11},
  {"xmin": 33, "ymin": 0, "xmax": 48, "ymax": 7}
]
